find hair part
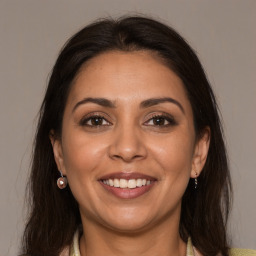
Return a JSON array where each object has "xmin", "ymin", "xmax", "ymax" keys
[{"xmin": 21, "ymin": 15, "xmax": 232, "ymax": 256}]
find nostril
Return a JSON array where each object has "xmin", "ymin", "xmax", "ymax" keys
[
  {"xmin": 111, "ymin": 153, "xmax": 144, "ymax": 162},
  {"xmin": 108, "ymin": 130, "xmax": 147, "ymax": 161}
]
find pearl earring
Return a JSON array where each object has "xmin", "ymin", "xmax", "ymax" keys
[{"xmin": 57, "ymin": 171, "xmax": 67, "ymax": 189}]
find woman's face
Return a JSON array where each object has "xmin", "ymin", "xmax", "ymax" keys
[{"xmin": 52, "ymin": 51, "xmax": 209, "ymax": 232}]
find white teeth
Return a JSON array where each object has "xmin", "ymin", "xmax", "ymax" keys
[
  {"xmin": 102, "ymin": 178, "xmax": 152, "ymax": 188},
  {"xmin": 136, "ymin": 179, "xmax": 142, "ymax": 187},
  {"xmin": 128, "ymin": 179, "xmax": 136, "ymax": 188},
  {"xmin": 113, "ymin": 179, "xmax": 120, "ymax": 187},
  {"xmin": 109, "ymin": 179, "xmax": 114, "ymax": 186},
  {"xmin": 120, "ymin": 179, "xmax": 128, "ymax": 188}
]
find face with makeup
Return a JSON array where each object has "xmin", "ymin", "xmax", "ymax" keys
[{"xmin": 51, "ymin": 50, "xmax": 210, "ymax": 233}]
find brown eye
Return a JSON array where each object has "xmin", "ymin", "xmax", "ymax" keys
[
  {"xmin": 90, "ymin": 117, "xmax": 104, "ymax": 126},
  {"xmin": 144, "ymin": 114, "xmax": 177, "ymax": 127},
  {"xmin": 80, "ymin": 115, "xmax": 111, "ymax": 127},
  {"xmin": 152, "ymin": 116, "xmax": 167, "ymax": 126}
]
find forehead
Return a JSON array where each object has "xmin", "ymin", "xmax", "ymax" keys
[{"xmin": 67, "ymin": 50, "xmax": 190, "ymax": 109}]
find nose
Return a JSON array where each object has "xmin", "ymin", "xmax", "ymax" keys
[{"xmin": 108, "ymin": 124, "xmax": 147, "ymax": 162}]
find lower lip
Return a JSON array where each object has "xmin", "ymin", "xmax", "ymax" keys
[{"xmin": 100, "ymin": 182, "xmax": 155, "ymax": 199}]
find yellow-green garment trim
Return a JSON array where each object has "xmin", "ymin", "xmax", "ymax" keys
[
  {"xmin": 69, "ymin": 230, "xmax": 80, "ymax": 256},
  {"xmin": 187, "ymin": 237, "xmax": 256, "ymax": 256},
  {"xmin": 229, "ymin": 248, "xmax": 256, "ymax": 256},
  {"xmin": 186, "ymin": 237, "xmax": 196, "ymax": 256},
  {"xmin": 68, "ymin": 231, "xmax": 256, "ymax": 256}
]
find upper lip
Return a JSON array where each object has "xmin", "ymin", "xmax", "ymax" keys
[{"xmin": 99, "ymin": 172, "xmax": 157, "ymax": 181}]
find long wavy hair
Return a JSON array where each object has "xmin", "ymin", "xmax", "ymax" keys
[{"xmin": 21, "ymin": 16, "xmax": 232, "ymax": 256}]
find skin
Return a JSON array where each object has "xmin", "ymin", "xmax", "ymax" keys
[{"xmin": 51, "ymin": 51, "xmax": 210, "ymax": 256}]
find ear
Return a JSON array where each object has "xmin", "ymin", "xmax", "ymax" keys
[
  {"xmin": 191, "ymin": 127, "xmax": 211, "ymax": 178},
  {"xmin": 49, "ymin": 130, "xmax": 67, "ymax": 175}
]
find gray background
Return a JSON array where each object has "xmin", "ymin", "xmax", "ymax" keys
[{"xmin": 0, "ymin": 0, "xmax": 255, "ymax": 255}]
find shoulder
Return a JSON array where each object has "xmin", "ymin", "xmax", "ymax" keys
[{"xmin": 229, "ymin": 248, "xmax": 256, "ymax": 256}]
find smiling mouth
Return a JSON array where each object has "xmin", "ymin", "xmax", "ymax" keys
[
  {"xmin": 101, "ymin": 178, "xmax": 152, "ymax": 189},
  {"xmin": 99, "ymin": 173, "xmax": 157, "ymax": 199}
]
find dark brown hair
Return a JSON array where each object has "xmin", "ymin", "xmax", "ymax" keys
[{"xmin": 21, "ymin": 16, "xmax": 232, "ymax": 256}]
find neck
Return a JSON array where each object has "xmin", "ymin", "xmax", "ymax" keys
[{"xmin": 79, "ymin": 214, "xmax": 186, "ymax": 256}]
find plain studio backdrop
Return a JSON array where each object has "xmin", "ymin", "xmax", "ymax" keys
[{"xmin": 0, "ymin": 1, "xmax": 255, "ymax": 255}]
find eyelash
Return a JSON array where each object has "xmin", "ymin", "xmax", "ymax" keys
[
  {"xmin": 79, "ymin": 113, "xmax": 177, "ymax": 128},
  {"xmin": 79, "ymin": 114, "xmax": 111, "ymax": 127},
  {"xmin": 144, "ymin": 113, "xmax": 177, "ymax": 127}
]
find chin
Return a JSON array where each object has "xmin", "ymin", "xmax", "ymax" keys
[
  {"xmin": 97, "ymin": 209, "xmax": 157, "ymax": 234},
  {"xmin": 104, "ymin": 219, "xmax": 153, "ymax": 234}
]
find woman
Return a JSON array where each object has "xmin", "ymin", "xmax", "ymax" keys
[{"xmin": 21, "ymin": 16, "xmax": 255, "ymax": 256}]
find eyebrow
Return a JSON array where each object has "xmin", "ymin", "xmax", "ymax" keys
[
  {"xmin": 72, "ymin": 97, "xmax": 116, "ymax": 113},
  {"xmin": 140, "ymin": 97, "xmax": 185, "ymax": 113},
  {"xmin": 72, "ymin": 97, "xmax": 184, "ymax": 114}
]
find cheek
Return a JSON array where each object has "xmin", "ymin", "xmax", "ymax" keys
[
  {"xmin": 61, "ymin": 129, "xmax": 108, "ymax": 183},
  {"xmin": 155, "ymin": 133, "xmax": 194, "ymax": 171},
  {"xmin": 151, "ymin": 129, "xmax": 195, "ymax": 191},
  {"xmin": 60, "ymin": 130, "xmax": 111, "ymax": 213}
]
